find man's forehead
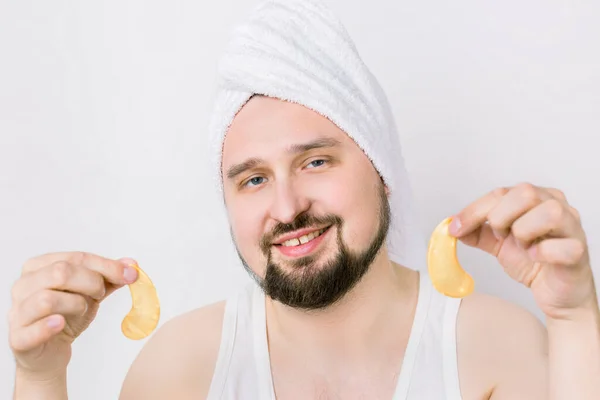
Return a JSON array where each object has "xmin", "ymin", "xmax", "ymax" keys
[
  {"xmin": 221, "ymin": 96, "xmax": 354, "ymax": 161},
  {"xmin": 226, "ymin": 95, "xmax": 337, "ymax": 135}
]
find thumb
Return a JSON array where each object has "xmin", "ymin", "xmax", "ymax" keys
[
  {"xmin": 102, "ymin": 258, "xmax": 139, "ymax": 299},
  {"xmin": 453, "ymin": 222, "xmax": 502, "ymax": 257}
]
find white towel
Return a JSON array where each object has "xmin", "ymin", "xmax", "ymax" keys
[{"xmin": 207, "ymin": 0, "xmax": 427, "ymax": 271}]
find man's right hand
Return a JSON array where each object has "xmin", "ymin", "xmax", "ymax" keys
[{"xmin": 8, "ymin": 252, "xmax": 138, "ymax": 380}]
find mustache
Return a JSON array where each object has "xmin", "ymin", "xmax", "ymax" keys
[{"xmin": 260, "ymin": 213, "xmax": 342, "ymax": 253}]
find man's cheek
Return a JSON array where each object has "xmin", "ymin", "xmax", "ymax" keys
[{"xmin": 318, "ymin": 180, "xmax": 364, "ymax": 208}]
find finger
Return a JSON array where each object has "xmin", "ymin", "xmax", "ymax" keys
[
  {"xmin": 569, "ymin": 206, "xmax": 581, "ymax": 223},
  {"xmin": 456, "ymin": 222, "xmax": 503, "ymax": 256},
  {"xmin": 542, "ymin": 187, "xmax": 582, "ymax": 222},
  {"xmin": 9, "ymin": 314, "xmax": 65, "ymax": 353},
  {"xmin": 16, "ymin": 290, "xmax": 90, "ymax": 328},
  {"xmin": 22, "ymin": 252, "xmax": 137, "ymax": 287},
  {"xmin": 101, "ymin": 257, "xmax": 139, "ymax": 298},
  {"xmin": 511, "ymin": 198, "xmax": 583, "ymax": 246},
  {"xmin": 529, "ymin": 237, "xmax": 588, "ymax": 266},
  {"xmin": 450, "ymin": 187, "xmax": 509, "ymax": 237},
  {"xmin": 486, "ymin": 184, "xmax": 554, "ymax": 238},
  {"xmin": 543, "ymin": 187, "xmax": 567, "ymax": 203},
  {"xmin": 12, "ymin": 261, "xmax": 108, "ymax": 303}
]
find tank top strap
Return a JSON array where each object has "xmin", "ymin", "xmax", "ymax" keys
[
  {"xmin": 205, "ymin": 290, "xmax": 240, "ymax": 400},
  {"xmin": 395, "ymin": 271, "xmax": 464, "ymax": 400},
  {"xmin": 442, "ymin": 295, "xmax": 462, "ymax": 399},
  {"xmin": 252, "ymin": 282, "xmax": 277, "ymax": 399},
  {"xmin": 392, "ymin": 270, "xmax": 433, "ymax": 399}
]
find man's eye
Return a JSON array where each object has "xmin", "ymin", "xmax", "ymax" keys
[
  {"xmin": 244, "ymin": 176, "xmax": 266, "ymax": 187},
  {"xmin": 307, "ymin": 159, "xmax": 327, "ymax": 168}
]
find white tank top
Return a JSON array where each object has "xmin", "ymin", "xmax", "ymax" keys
[{"xmin": 206, "ymin": 271, "xmax": 464, "ymax": 399}]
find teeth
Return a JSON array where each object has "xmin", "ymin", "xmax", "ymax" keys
[
  {"xmin": 283, "ymin": 238, "xmax": 300, "ymax": 247},
  {"xmin": 282, "ymin": 228, "xmax": 326, "ymax": 247}
]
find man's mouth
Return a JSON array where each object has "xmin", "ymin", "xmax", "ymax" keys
[
  {"xmin": 277, "ymin": 227, "xmax": 329, "ymax": 247},
  {"xmin": 272, "ymin": 226, "xmax": 332, "ymax": 258}
]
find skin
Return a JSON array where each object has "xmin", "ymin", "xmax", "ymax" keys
[{"xmin": 8, "ymin": 95, "xmax": 600, "ymax": 400}]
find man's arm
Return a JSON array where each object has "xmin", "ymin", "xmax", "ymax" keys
[
  {"xmin": 488, "ymin": 295, "xmax": 600, "ymax": 400},
  {"xmin": 546, "ymin": 295, "xmax": 600, "ymax": 400},
  {"xmin": 459, "ymin": 292, "xmax": 549, "ymax": 400},
  {"xmin": 119, "ymin": 301, "xmax": 226, "ymax": 400},
  {"xmin": 485, "ymin": 299, "xmax": 549, "ymax": 399},
  {"xmin": 13, "ymin": 369, "xmax": 68, "ymax": 400}
]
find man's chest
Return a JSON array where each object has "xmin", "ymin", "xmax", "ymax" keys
[
  {"xmin": 270, "ymin": 369, "xmax": 400, "ymax": 400},
  {"xmin": 267, "ymin": 348, "xmax": 404, "ymax": 400},
  {"xmin": 264, "ymin": 348, "xmax": 494, "ymax": 400}
]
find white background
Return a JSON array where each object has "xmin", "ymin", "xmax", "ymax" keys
[{"xmin": 1, "ymin": 0, "xmax": 599, "ymax": 398}]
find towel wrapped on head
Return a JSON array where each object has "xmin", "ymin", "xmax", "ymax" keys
[{"xmin": 207, "ymin": 0, "xmax": 426, "ymax": 271}]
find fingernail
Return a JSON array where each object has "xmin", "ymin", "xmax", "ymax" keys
[
  {"xmin": 118, "ymin": 257, "xmax": 137, "ymax": 267},
  {"xmin": 118, "ymin": 258, "xmax": 138, "ymax": 283},
  {"xmin": 47, "ymin": 315, "xmax": 62, "ymax": 329},
  {"xmin": 449, "ymin": 217, "xmax": 461, "ymax": 235},
  {"xmin": 123, "ymin": 266, "xmax": 138, "ymax": 283}
]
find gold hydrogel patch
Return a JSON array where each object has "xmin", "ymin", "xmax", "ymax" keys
[
  {"xmin": 427, "ymin": 217, "xmax": 475, "ymax": 298},
  {"xmin": 121, "ymin": 263, "xmax": 160, "ymax": 340}
]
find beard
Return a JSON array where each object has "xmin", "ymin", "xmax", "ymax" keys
[{"xmin": 235, "ymin": 183, "xmax": 391, "ymax": 311}]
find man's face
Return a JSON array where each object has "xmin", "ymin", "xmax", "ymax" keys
[{"xmin": 221, "ymin": 96, "xmax": 390, "ymax": 310}]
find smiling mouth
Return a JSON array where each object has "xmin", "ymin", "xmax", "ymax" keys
[{"xmin": 274, "ymin": 226, "xmax": 331, "ymax": 247}]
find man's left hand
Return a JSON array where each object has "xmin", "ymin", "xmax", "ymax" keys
[{"xmin": 449, "ymin": 182, "xmax": 597, "ymax": 320}]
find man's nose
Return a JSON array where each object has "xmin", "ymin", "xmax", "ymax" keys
[{"xmin": 268, "ymin": 179, "xmax": 310, "ymax": 224}]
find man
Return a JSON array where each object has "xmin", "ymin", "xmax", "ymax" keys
[{"xmin": 9, "ymin": 0, "xmax": 600, "ymax": 399}]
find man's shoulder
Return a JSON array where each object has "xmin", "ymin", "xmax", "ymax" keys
[
  {"xmin": 456, "ymin": 291, "xmax": 549, "ymax": 399},
  {"xmin": 118, "ymin": 299, "xmax": 229, "ymax": 400},
  {"xmin": 459, "ymin": 290, "xmax": 548, "ymax": 340},
  {"xmin": 168, "ymin": 298, "xmax": 228, "ymax": 338}
]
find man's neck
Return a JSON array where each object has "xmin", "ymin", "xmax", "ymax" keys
[{"xmin": 264, "ymin": 254, "xmax": 420, "ymax": 363}]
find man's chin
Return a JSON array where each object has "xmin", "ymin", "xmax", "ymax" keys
[{"xmin": 271, "ymin": 249, "xmax": 333, "ymax": 271}]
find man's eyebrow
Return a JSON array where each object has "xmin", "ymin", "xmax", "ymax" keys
[
  {"xmin": 287, "ymin": 137, "xmax": 342, "ymax": 154},
  {"xmin": 225, "ymin": 137, "xmax": 342, "ymax": 181},
  {"xmin": 226, "ymin": 157, "xmax": 264, "ymax": 180}
]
